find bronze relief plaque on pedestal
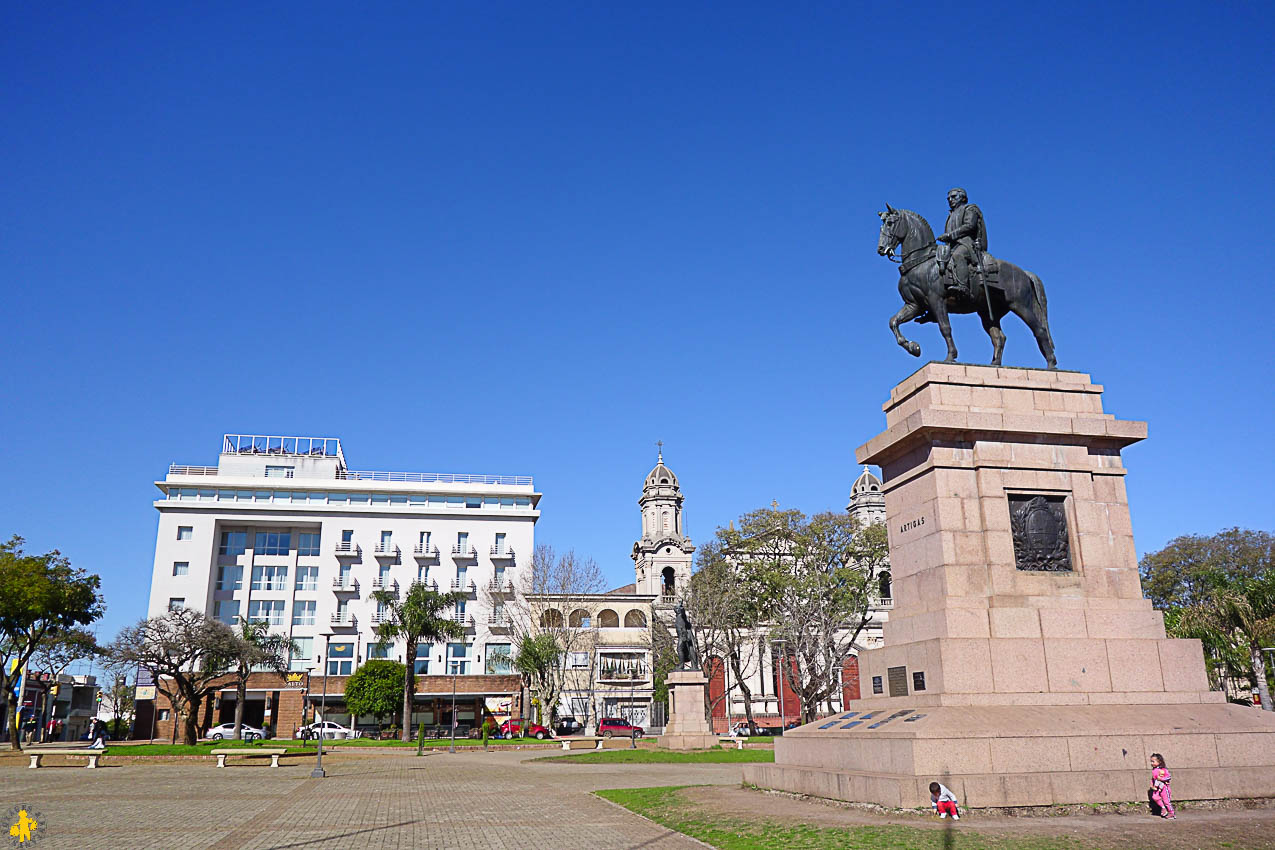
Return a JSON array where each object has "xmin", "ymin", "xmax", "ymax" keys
[{"xmin": 1008, "ymin": 493, "xmax": 1072, "ymax": 572}]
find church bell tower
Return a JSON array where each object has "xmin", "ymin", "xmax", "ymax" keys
[{"xmin": 632, "ymin": 444, "xmax": 695, "ymax": 600}]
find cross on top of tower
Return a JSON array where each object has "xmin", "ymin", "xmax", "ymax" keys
[{"xmin": 656, "ymin": 440, "xmax": 664, "ymax": 463}]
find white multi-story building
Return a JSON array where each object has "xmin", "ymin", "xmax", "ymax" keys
[{"xmin": 145, "ymin": 434, "xmax": 538, "ymax": 734}]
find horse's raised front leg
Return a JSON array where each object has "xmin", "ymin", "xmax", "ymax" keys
[
  {"xmin": 929, "ymin": 295, "xmax": 958, "ymax": 362},
  {"xmin": 889, "ymin": 302, "xmax": 923, "ymax": 357}
]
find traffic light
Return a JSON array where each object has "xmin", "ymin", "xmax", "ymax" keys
[{"xmin": 95, "ymin": 692, "xmax": 103, "ymax": 704}]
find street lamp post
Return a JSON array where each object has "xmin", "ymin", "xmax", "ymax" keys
[
  {"xmin": 311, "ymin": 633, "xmax": 334, "ymax": 779},
  {"xmin": 775, "ymin": 639, "xmax": 787, "ymax": 734},
  {"xmin": 449, "ymin": 667, "xmax": 458, "ymax": 753}
]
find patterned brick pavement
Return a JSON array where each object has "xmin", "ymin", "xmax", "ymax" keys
[{"xmin": 0, "ymin": 750, "xmax": 739, "ymax": 849}]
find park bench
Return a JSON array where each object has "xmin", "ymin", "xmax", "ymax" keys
[
  {"xmin": 25, "ymin": 747, "xmax": 106, "ymax": 769},
  {"xmin": 718, "ymin": 737, "xmax": 745, "ymax": 750},
  {"xmin": 210, "ymin": 748, "xmax": 290, "ymax": 768}
]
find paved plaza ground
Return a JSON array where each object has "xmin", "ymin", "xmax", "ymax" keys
[
  {"xmin": 3, "ymin": 748, "xmax": 1275, "ymax": 849},
  {"xmin": 1, "ymin": 749, "xmax": 736, "ymax": 849}
]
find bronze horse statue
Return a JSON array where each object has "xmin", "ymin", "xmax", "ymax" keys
[{"xmin": 877, "ymin": 206, "xmax": 1057, "ymax": 369}]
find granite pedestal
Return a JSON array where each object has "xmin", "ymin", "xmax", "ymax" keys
[
  {"xmin": 658, "ymin": 670, "xmax": 719, "ymax": 749},
  {"xmin": 744, "ymin": 363, "xmax": 1275, "ymax": 807}
]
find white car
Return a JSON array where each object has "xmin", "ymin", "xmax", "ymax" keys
[
  {"xmin": 206, "ymin": 723, "xmax": 264, "ymax": 741},
  {"xmin": 295, "ymin": 721, "xmax": 356, "ymax": 740}
]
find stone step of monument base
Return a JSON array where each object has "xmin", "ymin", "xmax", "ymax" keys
[
  {"xmin": 748, "ymin": 702, "xmax": 1275, "ymax": 808},
  {"xmin": 657, "ymin": 733, "xmax": 721, "ymax": 750}
]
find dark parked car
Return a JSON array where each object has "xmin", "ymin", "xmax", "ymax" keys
[
  {"xmin": 554, "ymin": 716, "xmax": 584, "ymax": 736},
  {"xmin": 597, "ymin": 717, "xmax": 643, "ymax": 738}
]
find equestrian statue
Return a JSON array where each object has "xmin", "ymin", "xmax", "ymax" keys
[{"xmin": 877, "ymin": 188, "xmax": 1057, "ymax": 369}]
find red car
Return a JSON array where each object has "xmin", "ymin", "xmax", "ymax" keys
[
  {"xmin": 598, "ymin": 717, "xmax": 644, "ymax": 738},
  {"xmin": 498, "ymin": 719, "xmax": 553, "ymax": 740}
]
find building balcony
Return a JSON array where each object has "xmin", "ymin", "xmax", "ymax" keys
[
  {"xmin": 332, "ymin": 577, "xmax": 359, "ymax": 592},
  {"xmin": 451, "ymin": 544, "xmax": 478, "ymax": 559},
  {"xmin": 450, "ymin": 612, "xmax": 474, "ymax": 627},
  {"xmin": 875, "ymin": 597, "xmax": 894, "ymax": 609},
  {"xmin": 487, "ymin": 613, "xmax": 512, "ymax": 630},
  {"xmin": 330, "ymin": 612, "xmax": 358, "ymax": 627},
  {"xmin": 450, "ymin": 578, "xmax": 477, "ymax": 593},
  {"xmin": 598, "ymin": 671, "xmax": 650, "ymax": 685},
  {"xmin": 486, "ymin": 578, "xmax": 515, "ymax": 594},
  {"xmin": 335, "ymin": 542, "xmax": 360, "ymax": 558},
  {"xmin": 371, "ymin": 611, "xmax": 391, "ymax": 625},
  {"xmin": 413, "ymin": 544, "xmax": 440, "ymax": 560},
  {"xmin": 489, "ymin": 547, "xmax": 516, "ymax": 561},
  {"xmin": 409, "ymin": 578, "xmax": 439, "ymax": 592},
  {"xmin": 374, "ymin": 543, "xmax": 400, "ymax": 559},
  {"xmin": 370, "ymin": 577, "xmax": 398, "ymax": 593}
]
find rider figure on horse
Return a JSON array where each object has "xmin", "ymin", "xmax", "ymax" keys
[{"xmin": 937, "ymin": 187, "xmax": 987, "ymax": 299}]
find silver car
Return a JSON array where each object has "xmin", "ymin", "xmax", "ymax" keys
[
  {"xmin": 295, "ymin": 721, "xmax": 354, "ymax": 740},
  {"xmin": 206, "ymin": 723, "xmax": 264, "ymax": 741}
]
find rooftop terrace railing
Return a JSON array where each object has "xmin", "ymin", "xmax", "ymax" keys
[{"xmin": 338, "ymin": 470, "xmax": 532, "ymax": 485}]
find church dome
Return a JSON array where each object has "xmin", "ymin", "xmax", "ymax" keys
[
  {"xmin": 851, "ymin": 467, "xmax": 882, "ymax": 496},
  {"xmin": 645, "ymin": 460, "xmax": 679, "ymax": 489}
]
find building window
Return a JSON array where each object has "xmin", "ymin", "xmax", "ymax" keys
[
  {"xmin": 493, "ymin": 532, "xmax": 506, "ymax": 554},
  {"xmin": 367, "ymin": 642, "xmax": 391, "ymax": 659},
  {"xmin": 172, "ymin": 562, "xmax": 189, "ymax": 577},
  {"xmin": 216, "ymin": 565, "xmax": 243, "ymax": 591},
  {"xmin": 292, "ymin": 600, "xmax": 316, "ymax": 626},
  {"xmin": 219, "ymin": 531, "xmax": 247, "ymax": 556},
  {"xmin": 465, "ymin": 497, "xmax": 481, "ymax": 509},
  {"xmin": 419, "ymin": 530, "xmax": 430, "ymax": 547},
  {"xmin": 247, "ymin": 599, "xmax": 285, "ymax": 625},
  {"xmin": 568, "ymin": 652, "xmax": 590, "ymax": 669},
  {"xmin": 158, "ymin": 709, "xmax": 170, "ymax": 721},
  {"xmin": 328, "ymin": 641, "xmax": 354, "ymax": 676},
  {"xmin": 214, "ymin": 600, "xmax": 239, "ymax": 625},
  {"xmin": 251, "ymin": 565, "xmax": 289, "ymax": 591},
  {"xmin": 254, "ymin": 532, "xmax": 291, "ymax": 556},
  {"xmin": 341, "ymin": 529, "xmax": 354, "ymax": 543},
  {"xmin": 414, "ymin": 644, "xmax": 430, "ymax": 675},
  {"xmin": 447, "ymin": 642, "xmax": 470, "ymax": 674},
  {"xmin": 176, "ymin": 526, "xmax": 193, "ymax": 541},
  {"xmin": 295, "ymin": 565, "xmax": 319, "ymax": 591},
  {"xmin": 168, "ymin": 598, "xmax": 185, "ymax": 611},
  {"xmin": 456, "ymin": 532, "xmax": 469, "ymax": 553},
  {"xmin": 265, "ymin": 465, "xmax": 295, "ymax": 478},
  {"xmin": 380, "ymin": 530, "xmax": 392, "ymax": 547},
  {"xmin": 298, "ymin": 533, "xmax": 321, "ymax": 557},
  {"xmin": 485, "ymin": 643, "xmax": 512, "ymax": 675},
  {"xmin": 291, "ymin": 636, "xmax": 314, "ymax": 671}
]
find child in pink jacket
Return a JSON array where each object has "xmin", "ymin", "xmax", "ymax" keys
[{"xmin": 1149, "ymin": 753, "xmax": 1175, "ymax": 819}]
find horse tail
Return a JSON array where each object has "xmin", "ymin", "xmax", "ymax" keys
[{"xmin": 1027, "ymin": 271, "xmax": 1048, "ymax": 324}]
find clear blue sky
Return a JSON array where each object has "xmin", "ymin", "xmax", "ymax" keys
[{"xmin": 3, "ymin": 2, "xmax": 1272, "ymax": 644}]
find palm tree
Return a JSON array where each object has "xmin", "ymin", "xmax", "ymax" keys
[
  {"xmin": 230, "ymin": 619, "xmax": 297, "ymax": 739},
  {"xmin": 371, "ymin": 582, "xmax": 467, "ymax": 740},
  {"xmin": 1174, "ymin": 572, "xmax": 1275, "ymax": 711}
]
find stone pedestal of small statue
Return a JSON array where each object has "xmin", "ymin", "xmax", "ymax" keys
[{"xmin": 658, "ymin": 670, "xmax": 719, "ymax": 750}]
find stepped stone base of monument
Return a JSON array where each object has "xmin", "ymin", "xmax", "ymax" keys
[
  {"xmin": 746, "ymin": 362, "xmax": 1275, "ymax": 807},
  {"xmin": 659, "ymin": 670, "xmax": 719, "ymax": 750},
  {"xmin": 743, "ymin": 703, "xmax": 1275, "ymax": 808}
]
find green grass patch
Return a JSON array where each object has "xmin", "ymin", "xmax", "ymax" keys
[
  {"xmin": 595, "ymin": 786, "xmax": 1086, "ymax": 850},
  {"xmin": 541, "ymin": 747, "xmax": 774, "ymax": 764}
]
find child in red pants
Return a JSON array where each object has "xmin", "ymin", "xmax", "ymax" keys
[
  {"xmin": 930, "ymin": 781, "xmax": 959, "ymax": 819},
  {"xmin": 1149, "ymin": 753, "xmax": 1175, "ymax": 819}
]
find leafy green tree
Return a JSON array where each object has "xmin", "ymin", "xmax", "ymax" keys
[
  {"xmin": 721, "ymin": 508, "xmax": 889, "ymax": 724},
  {"xmin": 0, "ymin": 536, "xmax": 105, "ymax": 750},
  {"xmin": 344, "ymin": 660, "xmax": 406, "ymax": 729},
  {"xmin": 371, "ymin": 582, "xmax": 467, "ymax": 741},
  {"xmin": 1173, "ymin": 570, "xmax": 1275, "ymax": 711},
  {"xmin": 1141, "ymin": 528, "xmax": 1274, "ymax": 609},
  {"xmin": 228, "ymin": 618, "xmax": 296, "ymax": 739},
  {"xmin": 513, "ymin": 632, "xmax": 563, "ymax": 725},
  {"xmin": 106, "ymin": 608, "xmax": 239, "ymax": 745}
]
